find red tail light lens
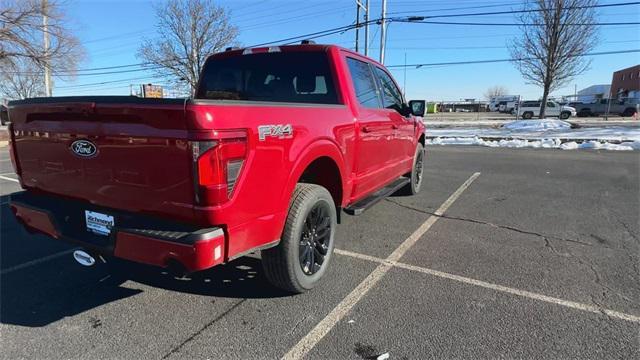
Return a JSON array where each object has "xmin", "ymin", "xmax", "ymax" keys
[{"xmin": 191, "ymin": 132, "xmax": 247, "ymax": 205}]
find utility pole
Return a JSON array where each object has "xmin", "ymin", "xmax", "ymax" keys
[
  {"xmin": 355, "ymin": 2, "xmax": 360, "ymax": 52},
  {"xmin": 379, "ymin": 0, "xmax": 387, "ymax": 64},
  {"xmin": 355, "ymin": 1, "xmax": 369, "ymax": 55},
  {"xmin": 364, "ymin": 0, "xmax": 369, "ymax": 56},
  {"xmin": 42, "ymin": 0, "xmax": 52, "ymax": 97}
]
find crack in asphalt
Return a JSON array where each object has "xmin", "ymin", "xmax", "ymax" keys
[
  {"xmin": 384, "ymin": 198, "xmax": 600, "ymax": 250},
  {"xmin": 287, "ymin": 315, "xmax": 309, "ymax": 337},
  {"xmin": 161, "ymin": 299, "xmax": 247, "ymax": 359},
  {"xmin": 384, "ymin": 198, "xmax": 639, "ymax": 306},
  {"xmin": 611, "ymin": 215, "xmax": 640, "ymax": 282}
]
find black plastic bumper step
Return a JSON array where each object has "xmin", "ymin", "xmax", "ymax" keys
[{"xmin": 344, "ymin": 177, "xmax": 410, "ymax": 216}]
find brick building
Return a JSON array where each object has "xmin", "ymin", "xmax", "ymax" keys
[{"xmin": 611, "ymin": 65, "xmax": 640, "ymax": 100}]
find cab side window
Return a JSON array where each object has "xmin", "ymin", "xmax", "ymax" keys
[
  {"xmin": 346, "ymin": 57, "xmax": 381, "ymax": 108},
  {"xmin": 373, "ymin": 67, "xmax": 404, "ymax": 113}
]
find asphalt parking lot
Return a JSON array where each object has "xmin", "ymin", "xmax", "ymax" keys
[{"xmin": 1, "ymin": 145, "xmax": 638, "ymax": 359}]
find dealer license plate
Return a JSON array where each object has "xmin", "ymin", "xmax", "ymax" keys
[{"xmin": 85, "ymin": 210, "xmax": 115, "ymax": 236}]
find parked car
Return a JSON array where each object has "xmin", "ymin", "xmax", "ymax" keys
[
  {"xmin": 574, "ymin": 98, "xmax": 640, "ymax": 117},
  {"xmin": 7, "ymin": 43, "xmax": 426, "ymax": 293},
  {"xmin": 517, "ymin": 100, "xmax": 576, "ymax": 119}
]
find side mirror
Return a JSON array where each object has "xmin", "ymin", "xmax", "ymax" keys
[{"xmin": 408, "ymin": 100, "xmax": 426, "ymax": 117}]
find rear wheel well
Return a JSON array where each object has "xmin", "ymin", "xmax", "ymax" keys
[{"xmin": 298, "ymin": 157, "xmax": 343, "ymax": 221}]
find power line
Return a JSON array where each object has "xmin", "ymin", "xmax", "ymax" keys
[
  {"xmin": 397, "ymin": 20, "xmax": 640, "ymax": 26},
  {"xmin": 23, "ymin": 2, "xmax": 640, "ymax": 75},
  {"xmin": 36, "ymin": 1, "xmax": 640, "ymax": 89},
  {"xmin": 397, "ymin": 1, "xmax": 640, "ymax": 18},
  {"xmin": 385, "ymin": 49, "xmax": 640, "ymax": 68},
  {"xmin": 54, "ymin": 75, "xmax": 169, "ymax": 89},
  {"xmin": 388, "ymin": 1, "xmax": 525, "ymax": 15}
]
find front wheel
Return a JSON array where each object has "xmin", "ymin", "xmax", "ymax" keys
[
  {"xmin": 559, "ymin": 111, "xmax": 570, "ymax": 120},
  {"xmin": 262, "ymin": 183, "xmax": 336, "ymax": 293},
  {"xmin": 522, "ymin": 112, "xmax": 533, "ymax": 119},
  {"xmin": 402, "ymin": 142, "xmax": 425, "ymax": 195}
]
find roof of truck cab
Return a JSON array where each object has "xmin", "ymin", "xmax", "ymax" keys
[{"xmin": 207, "ymin": 44, "xmax": 384, "ymax": 67}]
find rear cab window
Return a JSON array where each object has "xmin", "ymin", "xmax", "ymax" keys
[{"xmin": 196, "ymin": 51, "xmax": 339, "ymax": 105}]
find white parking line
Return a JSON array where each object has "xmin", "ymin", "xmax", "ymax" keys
[
  {"xmin": 282, "ymin": 172, "xmax": 481, "ymax": 360},
  {"xmin": 0, "ymin": 175, "xmax": 18, "ymax": 183},
  {"xmin": 335, "ymin": 248, "xmax": 640, "ymax": 324},
  {"xmin": 0, "ymin": 249, "xmax": 78, "ymax": 276}
]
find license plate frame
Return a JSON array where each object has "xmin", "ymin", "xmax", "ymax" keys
[{"xmin": 85, "ymin": 210, "xmax": 115, "ymax": 236}]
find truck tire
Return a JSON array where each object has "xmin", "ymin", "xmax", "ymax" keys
[
  {"xmin": 577, "ymin": 110, "xmax": 590, "ymax": 117},
  {"xmin": 523, "ymin": 112, "xmax": 533, "ymax": 119},
  {"xmin": 402, "ymin": 143, "xmax": 425, "ymax": 195},
  {"xmin": 622, "ymin": 108, "xmax": 636, "ymax": 117},
  {"xmin": 262, "ymin": 183, "xmax": 336, "ymax": 293},
  {"xmin": 559, "ymin": 111, "xmax": 570, "ymax": 120}
]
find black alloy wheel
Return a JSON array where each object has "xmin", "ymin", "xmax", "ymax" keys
[
  {"xmin": 414, "ymin": 147, "xmax": 424, "ymax": 190},
  {"xmin": 299, "ymin": 203, "xmax": 332, "ymax": 275}
]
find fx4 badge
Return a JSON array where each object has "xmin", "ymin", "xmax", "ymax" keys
[{"xmin": 258, "ymin": 124, "xmax": 293, "ymax": 141}]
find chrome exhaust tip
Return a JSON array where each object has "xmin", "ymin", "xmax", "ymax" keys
[{"xmin": 73, "ymin": 250, "xmax": 96, "ymax": 267}]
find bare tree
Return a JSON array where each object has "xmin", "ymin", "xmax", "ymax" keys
[
  {"xmin": 137, "ymin": 0, "xmax": 239, "ymax": 95},
  {"xmin": 509, "ymin": 0, "xmax": 598, "ymax": 118},
  {"xmin": 0, "ymin": 0, "xmax": 83, "ymax": 74},
  {"xmin": 484, "ymin": 85, "xmax": 509, "ymax": 100},
  {"xmin": 0, "ymin": 58, "xmax": 45, "ymax": 99}
]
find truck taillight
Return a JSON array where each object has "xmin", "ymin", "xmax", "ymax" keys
[{"xmin": 190, "ymin": 132, "xmax": 247, "ymax": 205}]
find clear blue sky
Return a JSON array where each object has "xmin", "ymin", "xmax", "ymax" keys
[{"xmin": 54, "ymin": 0, "xmax": 640, "ymax": 100}]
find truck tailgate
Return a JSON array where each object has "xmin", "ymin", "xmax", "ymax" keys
[{"xmin": 8, "ymin": 97, "xmax": 195, "ymax": 221}]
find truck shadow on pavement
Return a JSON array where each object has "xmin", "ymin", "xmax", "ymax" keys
[
  {"xmin": 1, "ymin": 255, "xmax": 289, "ymax": 328},
  {"xmin": 1, "ymin": 200, "xmax": 290, "ymax": 328},
  {"xmin": 111, "ymin": 256, "xmax": 290, "ymax": 299}
]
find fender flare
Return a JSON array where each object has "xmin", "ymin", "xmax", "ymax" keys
[{"xmin": 278, "ymin": 139, "xmax": 348, "ymax": 215}]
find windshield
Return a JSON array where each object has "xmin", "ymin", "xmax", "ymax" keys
[{"xmin": 196, "ymin": 51, "xmax": 339, "ymax": 104}]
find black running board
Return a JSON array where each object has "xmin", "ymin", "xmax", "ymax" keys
[{"xmin": 344, "ymin": 177, "xmax": 410, "ymax": 215}]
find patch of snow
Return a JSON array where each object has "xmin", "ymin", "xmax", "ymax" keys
[
  {"xmin": 502, "ymin": 119, "xmax": 572, "ymax": 131},
  {"xmin": 427, "ymin": 125, "xmax": 640, "ymax": 142},
  {"xmin": 426, "ymin": 136, "xmax": 640, "ymax": 151},
  {"xmin": 560, "ymin": 141, "xmax": 640, "ymax": 151}
]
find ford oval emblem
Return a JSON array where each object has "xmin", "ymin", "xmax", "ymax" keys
[{"xmin": 70, "ymin": 139, "xmax": 98, "ymax": 158}]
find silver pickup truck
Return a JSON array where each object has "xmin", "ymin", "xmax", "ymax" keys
[{"xmin": 574, "ymin": 99, "xmax": 640, "ymax": 117}]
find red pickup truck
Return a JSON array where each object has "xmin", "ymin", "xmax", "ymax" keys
[{"xmin": 7, "ymin": 44, "xmax": 426, "ymax": 293}]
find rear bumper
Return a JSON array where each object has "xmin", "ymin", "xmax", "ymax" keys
[{"xmin": 9, "ymin": 191, "xmax": 226, "ymax": 272}]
